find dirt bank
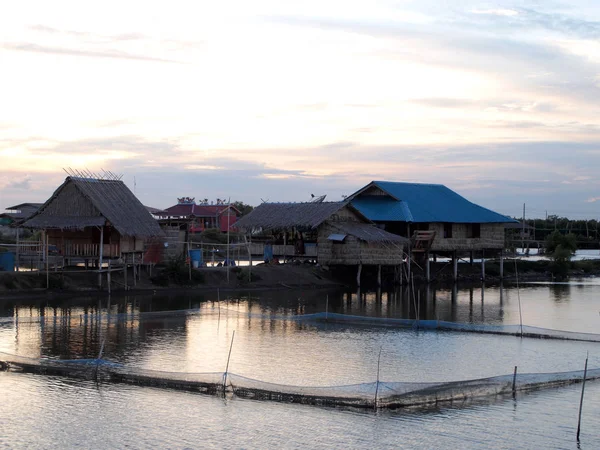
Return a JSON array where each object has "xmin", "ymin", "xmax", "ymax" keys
[{"xmin": 0, "ymin": 262, "xmax": 346, "ymax": 298}]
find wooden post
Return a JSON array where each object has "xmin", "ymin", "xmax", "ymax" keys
[
  {"xmin": 469, "ymin": 251, "xmax": 473, "ymax": 265},
  {"xmin": 124, "ymin": 253, "xmax": 128, "ymax": 289},
  {"xmin": 283, "ymin": 232, "xmax": 287, "ymax": 264},
  {"xmin": 512, "ymin": 366, "xmax": 517, "ymax": 396},
  {"xmin": 356, "ymin": 263, "xmax": 362, "ymax": 287},
  {"xmin": 499, "ymin": 250, "xmax": 504, "ymax": 279},
  {"xmin": 98, "ymin": 226, "xmax": 104, "ymax": 287},
  {"xmin": 407, "ymin": 247, "xmax": 412, "ymax": 282},
  {"xmin": 377, "ymin": 265, "xmax": 382, "ymax": 287},
  {"xmin": 107, "ymin": 260, "xmax": 111, "ymax": 294},
  {"xmin": 425, "ymin": 251, "xmax": 430, "ymax": 283},
  {"xmin": 15, "ymin": 228, "xmax": 20, "ymax": 272},
  {"xmin": 132, "ymin": 253, "xmax": 137, "ymax": 287},
  {"xmin": 577, "ymin": 355, "xmax": 589, "ymax": 441},
  {"xmin": 223, "ymin": 330, "xmax": 236, "ymax": 393},
  {"xmin": 45, "ymin": 231, "xmax": 49, "ymax": 289},
  {"xmin": 453, "ymin": 251, "xmax": 458, "ymax": 282},
  {"xmin": 481, "ymin": 250, "xmax": 485, "ymax": 281}
]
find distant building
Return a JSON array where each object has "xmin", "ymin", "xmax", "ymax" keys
[{"xmin": 163, "ymin": 198, "xmax": 240, "ymax": 233}]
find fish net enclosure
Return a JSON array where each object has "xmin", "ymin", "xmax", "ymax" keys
[{"xmin": 1, "ymin": 351, "xmax": 599, "ymax": 409}]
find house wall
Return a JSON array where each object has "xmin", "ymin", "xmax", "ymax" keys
[
  {"xmin": 47, "ymin": 228, "xmax": 121, "ymax": 258},
  {"xmin": 317, "ymin": 222, "xmax": 404, "ymax": 265},
  {"xmin": 427, "ymin": 223, "xmax": 505, "ymax": 251}
]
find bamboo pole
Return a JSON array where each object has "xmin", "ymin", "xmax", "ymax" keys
[
  {"xmin": 45, "ymin": 231, "xmax": 49, "ymax": 289},
  {"xmin": 576, "ymin": 354, "xmax": 589, "ymax": 441},
  {"xmin": 514, "ymin": 259, "xmax": 523, "ymax": 337},
  {"xmin": 512, "ymin": 366, "xmax": 517, "ymax": 397},
  {"xmin": 15, "ymin": 228, "xmax": 19, "ymax": 272},
  {"xmin": 98, "ymin": 226, "xmax": 104, "ymax": 288},
  {"xmin": 223, "ymin": 330, "xmax": 236, "ymax": 393},
  {"xmin": 227, "ymin": 198, "xmax": 231, "ymax": 283},
  {"xmin": 374, "ymin": 346, "xmax": 382, "ymax": 409}
]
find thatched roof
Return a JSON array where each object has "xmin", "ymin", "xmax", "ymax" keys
[
  {"xmin": 329, "ymin": 222, "xmax": 409, "ymax": 245},
  {"xmin": 22, "ymin": 177, "xmax": 162, "ymax": 237},
  {"xmin": 235, "ymin": 202, "xmax": 349, "ymax": 231}
]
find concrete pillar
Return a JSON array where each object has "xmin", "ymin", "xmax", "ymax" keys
[
  {"xmin": 499, "ymin": 250, "xmax": 504, "ymax": 279},
  {"xmin": 425, "ymin": 251, "xmax": 430, "ymax": 283}
]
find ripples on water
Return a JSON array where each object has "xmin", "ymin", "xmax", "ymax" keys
[{"xmin": 1, "ymin": 280, "xmax": 600, "ymax": 448}]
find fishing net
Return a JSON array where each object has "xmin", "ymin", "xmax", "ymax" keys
[{"xmin": 1, "ymin": 351, "xmax": 598, "ymax": 409}]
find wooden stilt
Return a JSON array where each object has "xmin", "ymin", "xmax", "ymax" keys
[
  {"xmin": 425, "ymin": 251, "xmax": 430, "ymax": 283},
  {"xmin": 453, "ymin": 251, "xmax": 458, "ymax": 282},
  {"xmin": 377, "ymin": 265, "xmax": 382, "ymax": 287},
  {"xmin": 499, "ymin": 250, "xmax": 504, "ymax": 279},
  {"xmin": 481, "ymin": 250, "xmax": 485, "ymax": 281},
  {"xmin": 356, "ymin": 264, "xmax": 362, "ymax": 287},
  {"xmin": 98, "ymin": 226, "xmax": 104, "ymax": 288}
]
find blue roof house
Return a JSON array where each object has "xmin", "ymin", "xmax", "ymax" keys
[{"xmin": 347, "ymin": 181, "xmax": 516, "ymax": 258}]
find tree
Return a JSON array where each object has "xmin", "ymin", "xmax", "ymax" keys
[
  {"xmin": 545, "ymin": 230, "xmax": 577, "ymax": 277},
  {"xmin": 231, "ymin": 201, "xmax": 254, "ymax": 217}
]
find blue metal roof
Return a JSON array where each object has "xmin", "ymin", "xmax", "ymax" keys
[{"xmin": 351, "ymin": 181, "xmax": 516, "ymax": 224}]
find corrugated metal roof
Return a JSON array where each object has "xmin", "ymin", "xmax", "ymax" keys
[
  {"xmin": 327, "ymin": 233, "xmax": 347, "ymax": 242},
  {"xmin": 350, "ymin": 181, "xmax": 516, "ymax": 224}
]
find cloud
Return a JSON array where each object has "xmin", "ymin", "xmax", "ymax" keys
[
  {"xmin": 471, "ymin": 9, "xmax": 519, "ymax": 17},
  {"xmin": 2, "ymin": 42, "xmax": 180, "ymax": 63},
  {"xmin": 586, "ymin": 197, "xmax": 600, "ymax": 203}
]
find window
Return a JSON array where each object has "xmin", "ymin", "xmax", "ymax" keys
[
  {"xmin": 468, "ymin": 223, "xmax": 481, "ymax": 238},
  {"xmin": 443, "ymin": 223, "xmax": 453, "ymax": 239}
]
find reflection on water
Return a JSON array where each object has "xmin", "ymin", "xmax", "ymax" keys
[{"xmin": 2, "ymin": 280, "xmax": 600, "ymax": 448}]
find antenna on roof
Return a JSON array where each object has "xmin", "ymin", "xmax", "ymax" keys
[
  {"xmin": 260, "ymin": 198, "xmax": 269, "ymax": 203},
  {"xmin": 310, "ymin": 194, "xmax": 326, "ymax": 203}
]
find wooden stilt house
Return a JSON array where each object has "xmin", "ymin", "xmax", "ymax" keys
[
  {"xmin": 21, "ymin": 176, "xmax": 163, "ymax": 267},
  {"xmin": 346, "ymin": 181, "xmax": 518, "ymax": 281},
  {"xmin": 234, "ymin": 202, "xmax": 409, "ymax": 285}
]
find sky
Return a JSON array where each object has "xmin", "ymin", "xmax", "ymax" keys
[{"xmin": 1, "ymin": 0, "xmax": 600, "ymax": 219}]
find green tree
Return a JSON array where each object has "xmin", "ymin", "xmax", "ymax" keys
[
  {"xmin": 231, "ymin": 201, "xmax": 254, "ymax": 217},
  {"xmin": 545, "ymin": 230, "xmax": 577, "ymax": 277}
]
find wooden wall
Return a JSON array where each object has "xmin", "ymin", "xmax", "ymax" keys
[
  {"xmin": 427, "ymin": 223, "xmax": 505, "ymax": 251},
  {"xmin": 317, "ymin": 222, "xmax": 404, "ymax": 266}
]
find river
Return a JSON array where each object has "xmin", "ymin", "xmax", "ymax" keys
[{"xmin": 1, "ymin": 279, "xmax": 599, "ymax": 449}]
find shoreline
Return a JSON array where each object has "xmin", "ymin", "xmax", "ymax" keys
[{"xmin": 1, "ymin": 259, "xmax": 600, "ymax": 300}]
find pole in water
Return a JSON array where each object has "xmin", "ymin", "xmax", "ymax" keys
[
  {"xmin": 514, "ymin": 259, "xmax": 523, "ymax": 337},
  {"xmin": 576, "ymin": 353, "xmax": 589, "ymax": 441},
  {"xmin": 374, "ymin": 346, "xmax": 382, "ymax": 409},
  {"xmin": 512, "ymin": 366, "xmax": 518, "ymax": 397},
  {"xmin": 223, "ymin": 330, "xmax": 236, "ymax": 394},
  {"xmin": 325, "ymin": 295, "xmax": 329, "ymax": 321}
]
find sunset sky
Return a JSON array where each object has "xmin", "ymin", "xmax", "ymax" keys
[{"xmin": 2, "ymin": 0, "xmax": 600, "ymax": 219}]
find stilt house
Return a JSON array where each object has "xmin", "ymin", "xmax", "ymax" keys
[
  {"xmin": 346, "ymin": 181, "xmax": 517, "ymax": 280},
  {"xmin": 234, "ymin": 202, "xmax": 409, "ymax": 270},
  {"xmin": 21, "ymin": 176, "xmax": 163, "ymax": 266}
]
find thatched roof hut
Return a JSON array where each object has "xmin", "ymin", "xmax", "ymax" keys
[
  {"xmin": 236, "ymin": 202, "xmax": 408, "ymax": 266},
  {"xmin": 22, "ymin": 176, "xmax": 162, "ymax": 237},
  {"xmin": 235, "ymin": 202, "xmax": 346, "ymax": 231}
]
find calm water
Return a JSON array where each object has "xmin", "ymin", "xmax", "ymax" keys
[{"xmin": 1, "ymin": 280, "xmax": 600, "ymax": 449}]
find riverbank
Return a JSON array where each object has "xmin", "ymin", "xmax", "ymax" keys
[
  {"xmin": 2, "ymin": 258, "xmax": 600, "ymax": 297},
  {"xmin": 0, "ymin": 263, "xmax": 346, "ymax": 298}
]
